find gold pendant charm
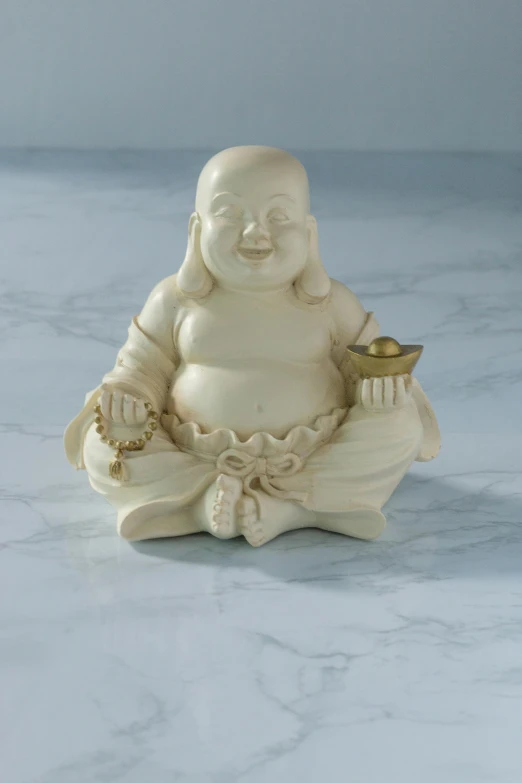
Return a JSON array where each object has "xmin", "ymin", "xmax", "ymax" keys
[
  {"xmin": 93, "ymin": 399, "xmax": 160, "ymax": 484},
  {"xmin": 109, "ymin": 458, "xmax": 127, "ymax": 481}
]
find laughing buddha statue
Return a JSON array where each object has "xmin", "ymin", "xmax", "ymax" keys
[{"xmin": 64, "ymin": 146, "xmax": 440, "ymax": 546}]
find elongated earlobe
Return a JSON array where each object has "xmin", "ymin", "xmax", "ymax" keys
[
  {"xmin": 294, "ymin": 215, "xmax": 331, "ymax": 304},
  {"xmin": 176, "ymin": 213, "xmax": 214, "ymax": 299}
]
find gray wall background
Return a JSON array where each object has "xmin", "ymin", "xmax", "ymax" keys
[{"xmin": 1, "ymin": 0, "xmax": 521, "ymax": 151}]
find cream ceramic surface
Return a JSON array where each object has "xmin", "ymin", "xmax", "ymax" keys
[
  {"xmin": 64, "ymin": 147, "xmax": 439, "ymax": 546},
  {"xmin": 2, "ymin": 150, "xmax": 522, "ymax": 782}
]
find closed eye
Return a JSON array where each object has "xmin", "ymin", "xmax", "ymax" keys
[
  {"xmin": 215, "ymin": 205, "xmax": 243, "ymax": 220},
  {"xmin": 267, "ymin": 208, "xmax": 290, "ymax": 223}
]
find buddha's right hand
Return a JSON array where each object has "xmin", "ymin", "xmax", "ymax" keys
[
  {"xmin": 357, "ymin": 375, "xmax": 413, "ymax": 413},
  {"xmin": 99, "ymin": 385, "xmax": 149, "ymax": 426}
]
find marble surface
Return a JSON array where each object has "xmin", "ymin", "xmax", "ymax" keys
[{"xmin": 1, "ymin": 150, "xmax": 522, "ymax": 783}]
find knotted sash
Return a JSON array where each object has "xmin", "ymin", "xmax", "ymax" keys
[{"xmin": 216, "ymin": 448, "xmax": 307, "ymax": 514}]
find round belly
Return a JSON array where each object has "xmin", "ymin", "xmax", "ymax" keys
[{"xmin": 169, "ymin": 360, "xmax": 346, "ymax": 439}]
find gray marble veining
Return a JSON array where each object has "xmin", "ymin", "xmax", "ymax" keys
[{"xmin": 1, "ymin": 151, "xmax": 521, "ymax": 782}]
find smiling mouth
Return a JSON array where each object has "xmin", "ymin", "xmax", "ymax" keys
[{"xmin": 236, "ymin": 247, "xmax": 274, "ymax": 262}]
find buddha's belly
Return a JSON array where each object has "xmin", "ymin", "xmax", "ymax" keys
[{"xmin": 169, "ymin": 360, "xmax": 346, "ymax": 439}]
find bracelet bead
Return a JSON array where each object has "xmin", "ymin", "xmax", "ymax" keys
[{"xmin": 94, "ymin": 400, "xmax": 159, "ymax": 481}]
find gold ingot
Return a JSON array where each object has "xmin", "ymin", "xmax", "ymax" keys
[
  {"xmin": 347, "ymin": 336, "xmax": 423, "ymax": 378},
  {"xmin": 366, "ymin": 336, "xmax": 402, "ymax": 357}
]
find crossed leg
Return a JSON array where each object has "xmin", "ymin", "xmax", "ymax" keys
[
  {"xmin": 118, "ymin": 474, "xmax": 244, "ymax": 541},
  {"xmin": 236, "ymin": 493, "xmax": 385, "ymax": 547},
  {"xmin": 257, "ymin": 400, "xmax": 424, "ymax": 546},
  {"xmin": 84, "ymin": 400, "xmax": 423, "ymax": 546},
  {"xmin": 84, "ymin": 421, "xmax": 224, "ymax": 541}
]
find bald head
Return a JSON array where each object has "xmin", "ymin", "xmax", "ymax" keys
[
  {"xmin": 190, "ymin": 146, "xmax": 316, "ymax": 294},
  {"xmin": 195, "ymin": 146, "xmax": 310, "ymax": 214}
]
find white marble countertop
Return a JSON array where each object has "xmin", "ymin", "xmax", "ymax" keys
[{"xmin": 1, "ymin": 151, "xmax": 521, "ymax": 783}]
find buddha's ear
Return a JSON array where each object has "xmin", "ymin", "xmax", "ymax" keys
[
  {"xmin": 176, "ymin": 212, "xmax": 214, "ymax": 299},
  {"xmin": 294, "ymin": 215, "xmax": 331, "ymax": 304}
]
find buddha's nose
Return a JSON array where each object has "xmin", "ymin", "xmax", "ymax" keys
[{"xmin": 241, "ymin": 221, "xmax": 271, "ymax": 247}]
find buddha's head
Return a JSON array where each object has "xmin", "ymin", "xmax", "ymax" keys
[{"xmin": 177, "ymin": 146, "xmax": 330, "ymax": 302}]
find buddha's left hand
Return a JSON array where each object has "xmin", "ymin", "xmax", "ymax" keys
[{"xmin": 357, "ymin": 375, "xmax": 413, "ymax": 413}]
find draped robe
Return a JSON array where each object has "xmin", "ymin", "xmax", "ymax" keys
[{"xmin": 64, "ymin": 286, "xmax": 440, "ymax": 540}]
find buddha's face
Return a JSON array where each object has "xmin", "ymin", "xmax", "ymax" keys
[{"xmin": 195, "ymin": 149, "xmax": 311, "ymax": 291}]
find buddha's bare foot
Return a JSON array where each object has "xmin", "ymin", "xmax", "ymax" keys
[
  {"xmin": 208, "ymin": 474, "xmax": 243, "ymax": 539},
  {"xmin": 239, "ymin": 493, "xmax": 316, "ymax": 547},
  {"xmin": 238, "ymin": 495, "xmax": 265, "ymax": 547}
]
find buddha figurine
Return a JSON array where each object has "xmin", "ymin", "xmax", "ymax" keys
[{"xmin": 64, "ymin": 146, "xmax": 440, "ymax": 546}]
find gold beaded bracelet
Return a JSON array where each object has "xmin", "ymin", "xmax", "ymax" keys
[{"xmin": 93, "ymin": 400, "xmax": 159, "ymax": 481}]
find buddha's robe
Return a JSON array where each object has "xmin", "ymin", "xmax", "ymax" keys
[{"xmin": 64, "ymin": 290, "xmax": 440, "ymax": 541}]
